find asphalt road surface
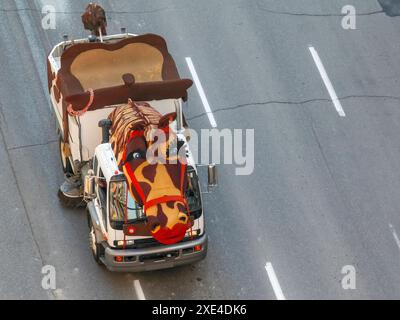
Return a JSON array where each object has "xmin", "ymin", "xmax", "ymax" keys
[{"xmin": 1, "ymin": 0, "xmax": 400, "ymax": 299}]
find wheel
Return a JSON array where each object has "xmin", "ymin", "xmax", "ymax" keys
[
  {"xmin": 88, "ymin": 218, "xmax": 104, "ymax": 265},
  {"xmin": 58, "ymin": 189, "xmax": 85, "ymax": 208},
  {"xmin": 59, "ymin": 137, "xmax": 73, "ymax": 174}
]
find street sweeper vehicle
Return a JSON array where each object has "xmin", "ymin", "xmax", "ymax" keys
[{"xmin": 47, "ymin": 4, "xmax": 216, "ymax": 272}]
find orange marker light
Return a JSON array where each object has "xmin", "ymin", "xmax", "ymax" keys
[
  {"xmin": 194, "ymin": 245, "xmax": 202, "ymax": 252},
  {"xmin": 115, "ymin": 256, "xmax": 123, "ymax": 262}
]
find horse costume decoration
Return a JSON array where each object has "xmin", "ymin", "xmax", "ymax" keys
[
  {"xmin": 81, "ymin": 3, "xmax": 107, "ymax": 37},
  {"xmin": 108, "ymin": 100, "xmax": 192, "ymax": 245}
]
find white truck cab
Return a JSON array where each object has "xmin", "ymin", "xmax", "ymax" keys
[{"xmin": 86, "ymin": 143, "xmax": 208, "ymax": 271}]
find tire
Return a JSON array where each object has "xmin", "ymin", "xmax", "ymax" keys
[
  {"xmin": 88, "ymin": 218, "xmax": 105, "ymax": 265},
  {"xmin": 58, "ymin": 189, "xmax": 85, "ymax": 208},
  {"xmin": 59, "ymin": 137, "xmax": 73, "ymax": 174}
]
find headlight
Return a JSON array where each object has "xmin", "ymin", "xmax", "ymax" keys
[{"xmin": 114, "ymin": 240, "xmax": 135, "ymax": 247}]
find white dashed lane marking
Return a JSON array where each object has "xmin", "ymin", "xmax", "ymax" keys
[
  {"xmin": 389, "ymin": 224, "xmax": 400, "ymax": 253},
  {"xmin": 309, "ymin": 46, "xmax": 346, "ymax": 117},
  {"xmin": 185, "ymin": 57, "xmax": 218, "ymax": 128},
  {"xmin": 265, "ymin": 262, "xmax": 286, "ymax": 300},
  {"xmin": 134, "ymin": 279, "xmax": 146, "ymax": 300}
]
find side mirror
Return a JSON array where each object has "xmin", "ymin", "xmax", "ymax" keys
[
  {"xmin": 84, "ymin": 169, "xmax": 96, "ymax": 200},
  {"xmin": 196, "ymin": 163, "xmax": 218, "ymax": 194},
  {"xmin": 208, "ymin": 164, "xmax": 218, "ymax": 189}
]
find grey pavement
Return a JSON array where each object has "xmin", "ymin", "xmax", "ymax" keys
[{"xmin": 0, "ymin": 0, "xmax": 399, "ymax": 299}]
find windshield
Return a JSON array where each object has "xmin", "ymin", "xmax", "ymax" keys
[
  {"xmin": 109, "ymin": 169, "xmax": 202, "ymax": 229},
  {"xmin": 109, "ymin": 178, "xmax": 143, "ymax": 228}
]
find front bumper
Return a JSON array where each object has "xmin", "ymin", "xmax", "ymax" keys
[{"xmin": 101, "ymin": 234, "xmax": 208, "ymax": 272}]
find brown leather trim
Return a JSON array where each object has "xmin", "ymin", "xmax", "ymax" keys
[
  {"xmin": 53, "ymin": 85, "xmax": 61, "ymax": 104},
  {"xmin": 65, "ymin": 79, "xmax": 193, "ymax": 112},
  {"xmin": 62, "ymin": 100, "xmax": 69, "ymax": 144},
  {"xmin": 47, "ymin": 58, "xmax": 55, "ymax": 93}
]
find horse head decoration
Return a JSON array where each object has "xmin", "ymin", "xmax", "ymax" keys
[
  {"xmin": 108, "ymin": 100, "xmax": 191, "ymax": 244},
  {"xmin": 81, "ymin": 3, "xmax": 107, "ymax": 37}
]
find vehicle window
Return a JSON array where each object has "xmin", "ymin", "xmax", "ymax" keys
[
  {"xmin": 109, "ymin": 179, "xmax": 142, "ymax": 228},
  {"xmin": 97, "ymin": 169, "xmax": 107, "ymax": 228},
  {"xmin": 186, "ymin": 168, "xmax": 202, "ymax": 214},
  {"xmin": 93, "ymin": 156, "xmax": 98, "ymax": 174}
]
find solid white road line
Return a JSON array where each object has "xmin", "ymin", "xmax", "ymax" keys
[
  {"xmin": 308, "ymin": 46, "xmax": 346, "ymax": 117},
  {"xmin": 389, "ymin": 224, "xmax": 400, "ymax": 252},
  {"xmin": 185, "ymin": 57, "xmax": 218, "ymax": 128},
  {"xmin": 133, "ymin": 280, "xmax": 146, "ymax": 300},
  {"xmin": 265, "ymin": 262, "xmax": 286, "ymax": 300}
]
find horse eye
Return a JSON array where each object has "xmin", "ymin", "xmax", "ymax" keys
[{"xmin": 133, "ymin": 152, "xmax": 141, "ymax": 159}]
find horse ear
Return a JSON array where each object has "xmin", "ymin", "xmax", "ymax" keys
[{"xmin": 158, "ymin": 112, "xmax": 177, "ymax": 128}]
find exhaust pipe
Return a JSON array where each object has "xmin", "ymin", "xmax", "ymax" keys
[{"xmin": 98, "ymin": 119, "xmax": 112, "ymax": 143}]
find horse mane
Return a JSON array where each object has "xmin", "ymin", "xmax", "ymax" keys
[{"xmin": 108, "ymin": 100, "xmax": 162, "ymax": 165}]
